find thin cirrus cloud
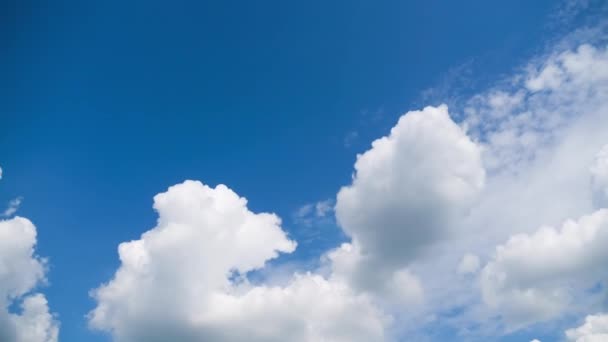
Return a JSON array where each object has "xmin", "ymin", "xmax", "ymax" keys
[{"xmin": 481, "ymin": 208, "xmax": 608, "ymax": 329}]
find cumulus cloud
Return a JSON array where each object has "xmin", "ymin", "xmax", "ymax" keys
[
  {"xmin": 90, "ymin": 181, "xmax": 387, "ymax": 342},
  {"xmin": 0, "ymin": 217, "xmax": 58, "ymax": 342},
  {"xmin": 566, "ymin": 313, "xmax": 608, "ymax": 341},
  {"xmin": 360, "ymin": 41, "xmax": 608, "ymax": 337},
  {"xmin": 326, "ymin": 243, "xmax": 424, "ymax": 308},
  {"xmin": 481, "ymin": 209, "xmax": 608, "ymax": 328},
  {"xmin": 89, "ymin": 36, "xmax": 608, "ymax": 342},
  {"xmin": 429, "ymin": 42, "xmax": 608, "ymax": 333},
  {"xmin": 333, "ymin": 105, "xmax": 484, "ymax": 296},
  {"xmin": 331, "ymin": 42, "xmax": 608, "ymax": 334}
]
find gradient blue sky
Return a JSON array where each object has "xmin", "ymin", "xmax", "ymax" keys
[{"xmin": 1, "ymin": 1, "xmax": 606, "ymax": 341}]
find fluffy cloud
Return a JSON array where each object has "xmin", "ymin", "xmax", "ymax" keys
[
  {"xmin": 91, "ymin": 106, "xmax": 488, "ymax": 341},
  {"xmin": 327, "ymin": 243, "xmax": 424, "ymax": 307},
  {"xmin": 88, "ymin": 38, "xmax": 608, "ymax": 342},
  {"xmin": 90, "ymin": 181, "xmax": 387, "ymax": 342},
  {"xmin": 432, "ymin": 42, "xmax": 608, "ymax": 333},
  {"xmin": 480, "ymin": 209, "xmax": 608, "ymax": 327},
  {"xmin": 358, "ymin": 41, "xmax": 608, "ymax": 337},
  {"xmin": 566, "ymin": 313, "xmax": 608, "ymax": 342},
  {"xmin": 11, "ymin": 294, "xmax": 58, "ymax": 342},
  {"xmin": 333, "ymin": 105, "xmax": 484, "ymax": 296},
  {"xmin": 332, "ymin": 43, "xmax": 608, "ymax": 332},
  {"xmin": 466, "ymin": 42, "xmax": 608, "ymax": 328},
  {"xmin": 0, "ymin": 217, "xmax": 58, "ymax": 342}
]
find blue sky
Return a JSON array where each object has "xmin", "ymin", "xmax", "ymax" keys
[{"xmin": 2, "ymin": 1, "xmax": 608, "ymax": 341}]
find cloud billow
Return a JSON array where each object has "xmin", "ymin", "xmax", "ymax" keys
[
  {"xmin": 89, "ymin": 39, "xmax": 608, "ymax": 342},
  {"xmin": 89, "ymin": 181, "xmax": 387, "ymax": 342},
  {"xmin": 0, "ymin": 218, "xmax": 58, "ymax": 342}
]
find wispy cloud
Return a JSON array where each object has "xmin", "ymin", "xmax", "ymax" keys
[
  {"xmin": 2, "ymin": 197, "xmax": 23, "ymax": 217},
  {"xmin": 293, "ymin": 199, "xmax": 335, "ymax": 227},
  {"xmin": 343, "ymin": 130, "xmax": 359, "ymax": 148}
]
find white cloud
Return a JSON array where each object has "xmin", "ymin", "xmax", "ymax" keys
[
  {"xmin": 11, "ymin": 294, "xmax": 59, "ymax": 342},
  {"xmin": 526, "ymin": 43, "xmax": 608, "ymax": 92},
  {"xmin": 549, "ymin": 0, "xmax": 594, "ymax": 26},
  {"xmin": 333, "ymin": 105, "xmax": 484, "ymax": 297},
  {"xmin": 0, "ymin": 218, "xmax": 44, "ymax": 298},
  {"xmin": 330, "ymin": 43, "xmax": 608, "ymax": 333},
  {"xmin": 386, "ymin": 269, "xmax": 424, "ymax": 306},
  {"xmin": 90, "ymin": 181, "xmax": 387, "ymax": 342},
  {"xmin": 89, "ymin": 35, "xmax": 608, "ymax": 342},
  {"xmin": 325, "ymin": 243, "xmax": 424, "ymax": 308},
  {"xmin": 293, "ymin": 199, "xmax": 335, "ymax": 227},
  {"xmin": 465, "ymin": 44, "xmax": 608, "ymax": 174},
  {"xmin": 315, "ymin": 199, "xmax": 333, "ymax": 218},
  {"xmin": 566, "ymin": 313, "xmax": 608, "ymax": 341},
  {"xmin": 481, "ymin": 209, "xmax": 608, "ymax": 328},
  {"xmin": 2, "ymin": 197, "xmax": 23, "ymax": 218},
  {"xmin": 0, "ymin": 217, "xmax": 58, "ymax": 342},
  {"xmin": 526, "ymin": 63, "xmax": 565, "ymax": 91},
  {"xmin": 459, "ymin": 43, "xmax": 608, "ymax": 330},
  {"xmin": 345, "ymin": 41, "xmax": 608, "ymax": 338},
  {"xmin": 411, "ymin": 42, "xmax": 607, "ymax": 334}
]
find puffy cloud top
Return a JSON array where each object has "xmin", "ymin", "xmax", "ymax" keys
[
  {"xmin": 82, "ymin": 42, "xmax": 608, "ymax": 342},
  {"xmin": 481, "ymin": 209, "xmax": 608, "ymax": 327},
  {"xmin": 566, "ymin": 313, "xmax": 608, "ymax": 342},
  {"xmin": 0, "ymin": 218, "xmax": 45, "ymax": 301},
  {"xmin": 333, "ymin": 105, "xmax": 484, "ymax": 294},
  {"xmin": 0, "ymin": 217, "xmax": 58, "ymax": 342},
  {"xmin": 90, "ymin": 180, "xmax": 387, "ymax": 342}
]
